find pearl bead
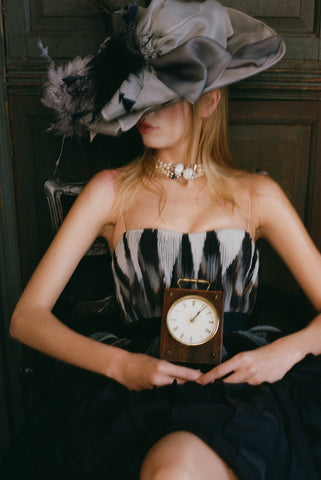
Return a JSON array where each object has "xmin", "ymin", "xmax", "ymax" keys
[
  {"xmin": 183, "ymin": 168, "xmax": 194, "ymax": 180},
  {"xmin": 174, "ymin": 163, "xmax": 184, "ymax": 176}
]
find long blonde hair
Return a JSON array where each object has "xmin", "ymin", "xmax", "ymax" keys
[{"xmin": 114, "ymin": 88, "xmax": 239, "ymax": 212}]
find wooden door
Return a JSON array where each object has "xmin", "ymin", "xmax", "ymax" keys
[{"xmin": 1, "ymin": 0, "xmax": 321, "ymax": 453}]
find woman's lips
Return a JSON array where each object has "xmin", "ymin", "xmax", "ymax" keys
[{"xmin": 137, "ymin": 121, "xmax": 157, "ymax": 134}]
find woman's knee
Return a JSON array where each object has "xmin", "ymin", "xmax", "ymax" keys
[
  {"xmin": 140, "ymin": 431, "xmax": 238, "ymax": 480},
  {"xmin": 141, "ymin": 464, "xmax": 192, "ymax": 480},
  {"xmin": 140, "ymin": 432, "xmax": 194, "ymax": 480},
  {"xmin": 140, "ymin": 445, "xmax": 190, "ymax": 479},
  {"xmin": 141, "ymin": 455, "xmax": 237, "ymax": 480}
]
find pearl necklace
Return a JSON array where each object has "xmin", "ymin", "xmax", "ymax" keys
[{"xmin": 155, "ymin": 159, "xmax": 204, "ymax": 180}]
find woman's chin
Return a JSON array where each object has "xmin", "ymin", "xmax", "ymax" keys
[{"xmin": 141, "ymin": 138, "xmax": 163, "ymax": 149}]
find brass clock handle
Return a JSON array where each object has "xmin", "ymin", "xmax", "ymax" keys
[{"xmin": 177, "ymin": 278, "xmax": 211, "ymax": 290}]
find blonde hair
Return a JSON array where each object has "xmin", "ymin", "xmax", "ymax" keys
[{"xmin": 114, "ymin": 88, "xmax": 239, "ymax": 212}]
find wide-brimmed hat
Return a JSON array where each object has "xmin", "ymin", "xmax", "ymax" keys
[{"xmin": 41, "ymin": 0, "xmax": 285, "ymax": 138}]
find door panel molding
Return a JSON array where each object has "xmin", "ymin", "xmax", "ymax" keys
[{"xmin": 223, "ymin": 0, "xmax": 317, "ymax": 33}]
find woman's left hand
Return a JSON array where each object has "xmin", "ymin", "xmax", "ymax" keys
[{"xmin": 197, "ymin": 336, "xmax": 304, "ymax": 386}]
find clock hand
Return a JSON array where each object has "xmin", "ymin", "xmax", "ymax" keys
[{"xmin": 190, "ymin": 304, "xmax": 206, "ymax": 323}]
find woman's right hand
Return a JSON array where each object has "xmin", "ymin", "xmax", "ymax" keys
[{"xmin": 112, "ymin": 350, "xmax": 202, "ymax": 391}]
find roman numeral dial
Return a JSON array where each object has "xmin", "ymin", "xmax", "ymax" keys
[{"xmin": 166, "ymin": 295, "xmax": 219, "ymax": 346}]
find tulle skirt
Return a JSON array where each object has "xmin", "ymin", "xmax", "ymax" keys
[{"xmin": 2, "ymin": 318, "xmax": 321, "ymax": 480}]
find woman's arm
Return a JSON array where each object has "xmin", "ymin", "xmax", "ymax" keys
[
  {"xmin": 199, "ymin": 175, "xmax": 321, "ymax": 385},
  {"xmin": 10, "ymin": 170, "xmax": 200, "ymax": 389},
  {"xmin": 10, "ymin": 170, "xmax": 120, "ymax": 375}
]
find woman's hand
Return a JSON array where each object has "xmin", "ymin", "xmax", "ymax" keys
[
  {"xmin": 112, "ymin": 351, "xmax": 202, "ymax": 391},
  {"xmin": 197, "ymin": 336, "xmax": 304, "ymax": 386}
]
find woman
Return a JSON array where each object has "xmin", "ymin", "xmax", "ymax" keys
[{"xmin": 5, "ymin": 0, "xmax": 321, "ymax": 479}]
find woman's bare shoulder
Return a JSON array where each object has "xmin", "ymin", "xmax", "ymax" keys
[
  {"xmin": 82, "ymin": 167, "xmax": 127, "ymax": 206},
  {"xmin": 232, "ymin": 170, "xmax": 286, "ymax": 204},
  {"xmin": 248, "ymin": 173, "xmax": 292, "ymax": 222},
  {"xmin": 228, "ymin": 170, "xmax": 290, "ymax": 236},
  {"xmin": 65, "ymin": 167, "xmax": 125, "ymax": 230},
  {"xmin": 226, "ymin": 169, "xmax": 282, "ymax": 205},
  {"xmin": 247, "ymin": 173, "xmax": 295, "ymax": 239},
  {"xmin": 85, "ymin": 167, "xmax": 121, "ymax": 193}
]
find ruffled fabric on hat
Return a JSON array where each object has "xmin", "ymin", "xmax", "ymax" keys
[{"xmin": 41, "ymin": 0, "xmax": 286, "ymax": 138}]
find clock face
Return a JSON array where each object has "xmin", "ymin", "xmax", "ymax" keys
[{"xmin": 166, "ymin": 295, "xmax": 220, "ymax": 346}]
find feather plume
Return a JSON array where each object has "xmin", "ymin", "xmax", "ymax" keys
[
  {"xmin": 40, "ymin": 3, "xmax": 145, "ymax": 136},
  {"xmin": 41, "ymin": 55, "xmax": 94, "ymax": 137},
  {"xmin": 38, "ymin": 38, "xmax": 52, "ymax": 62}
]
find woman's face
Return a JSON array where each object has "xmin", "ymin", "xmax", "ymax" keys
[{"xmin": 137, "ymin": 101, "xmax": 193, "ymax": 152}]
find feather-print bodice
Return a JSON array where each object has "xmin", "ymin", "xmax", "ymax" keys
[{"xmin": 112, "ymin": 228, "xmax": 259, "ymax": 323}]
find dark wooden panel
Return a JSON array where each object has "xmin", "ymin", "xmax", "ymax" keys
[
  {"xmin": 39, "ymin": 0, "xmax": 128, "ymax": 16},
  {"xmin": 0, "ymin": 13, "xmax": 24, "ymax": 453},
  {"xmin": 0, "ymin": 321, "xmax": 13, "ymax": 454},
  {"xmin": 30, "ymin": 0, "xmax": 103, "ymax": 31},
  {"xmin": 5, "ymin": 0, "xmax": 144, "ymax": 58},
  {"xmin": 229, "ymin": 100, "xmax": 321, "ymax": 251},
  {"xmin": 308, "ymin": 103, "xmax": 321, "ymax": 248},
  {"xmin": 6, "ymin": 0, "xmax": 106, "ymax": 58},
  {"xmin": 229, "ymin": 123, "xmax": 310, "ymax": 294},
  {"xmin": 229, "ymin": 124, "xmax": 311, "ymax": 217},
  {"xmin": 39, "ymin": 0, "xmax": 97, "ymax": 16},
  {"xmin": 223, "ymin": 0, "xmax": 316, "ymax": 32}
]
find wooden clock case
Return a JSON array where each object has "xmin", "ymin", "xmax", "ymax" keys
[{"xmin": 159, "ymin": 286, "xmax": 224, "ymax": 368}]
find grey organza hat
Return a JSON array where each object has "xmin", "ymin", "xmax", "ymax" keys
[{"xmin": 41, "ymin": 0, "xmax": 285, "ymax": 138}]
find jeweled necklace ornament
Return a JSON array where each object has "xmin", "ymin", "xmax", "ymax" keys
[{"xmin": 155, "ymin": 159, "xmax": 204, "ymax": 180}]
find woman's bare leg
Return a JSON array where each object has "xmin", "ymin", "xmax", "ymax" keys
[{"xmin": 140, "ymin": 431, "xmax": 238, "ymax": 480}]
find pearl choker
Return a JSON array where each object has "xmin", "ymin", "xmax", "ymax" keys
[{"xmin": 155, "ymin": 159, "xmax": 204, "ymax": 180}]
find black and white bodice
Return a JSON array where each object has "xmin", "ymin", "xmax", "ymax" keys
[{"xmin": 112, "ymin": 228, "xmax": 259, "ymax": 323}]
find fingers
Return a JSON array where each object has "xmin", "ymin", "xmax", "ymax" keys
[
  {"xmin": 197, "ymin": 368, "xmax": 247, "ymax": 386},
  {"xmin": 196, "ymin": 357, "xmax": 237, "ymax": 385},
  {"xmin": 212, "ymin": 356, "xmax": 241, "ymax": 379},
  {"xmin": 221, "ymin": 371, "xmax": 249, "ymax": 384},
  {"xmin": 196, "ymin": 351, "xmax": 272, "ymax": 386},
  {"xmin": 155, "ymin": 375, "xmax": 189, "ymax": 387},
  {"xmin": 124, "ymin": 354, "xmax": 202, "ymax": 390},
  {"xmin": 196, "ymin": 352, "xmax": 256, "ymax": 385},
  {"xmin": 164, "ymin": 361, "xmax": 202, "ymax": 381},
  {"xmin": 143, "ymin": 359, "xmax": 201, "ymax": 389},
  {"xmin": 150, "ymin": 363, "xmax": 201, "ymax": 387}
]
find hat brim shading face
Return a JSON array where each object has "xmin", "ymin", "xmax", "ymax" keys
[{"xmin": 41, "ymin": 0, "xmax": 286, "ymax": 138}]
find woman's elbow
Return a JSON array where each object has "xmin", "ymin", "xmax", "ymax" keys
[
  {"xmin": 9, "ymin": 308, "xmax": 25, "ymax": 341},
  {"xmin": 10, "ymin": 303, "xmax": 53, "ymax": 343},
  {"xmin": 9, "ymin": 304, "xmax": 35, "ymax": 342}
]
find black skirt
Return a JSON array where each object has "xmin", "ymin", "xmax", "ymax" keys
[{"xmin": 2, "ymin": 317, "xmax": 321, "ymax": 480}]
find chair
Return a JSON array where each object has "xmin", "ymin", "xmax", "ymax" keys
[
  {"xmin": 19, "ymin": 177, "xmax": 117, "ymax": 414},
  {"xmin": 44, "ymin": 178, "xmax": 107, "ymax": 255},
  {"xmin": 43, "ymin": 177, "xmax": 117, "ymax": 328}
]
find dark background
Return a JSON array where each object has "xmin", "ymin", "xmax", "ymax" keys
[{"xmin": 1, "ymin": 0, "xmax": 321, "ymax": 454}]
